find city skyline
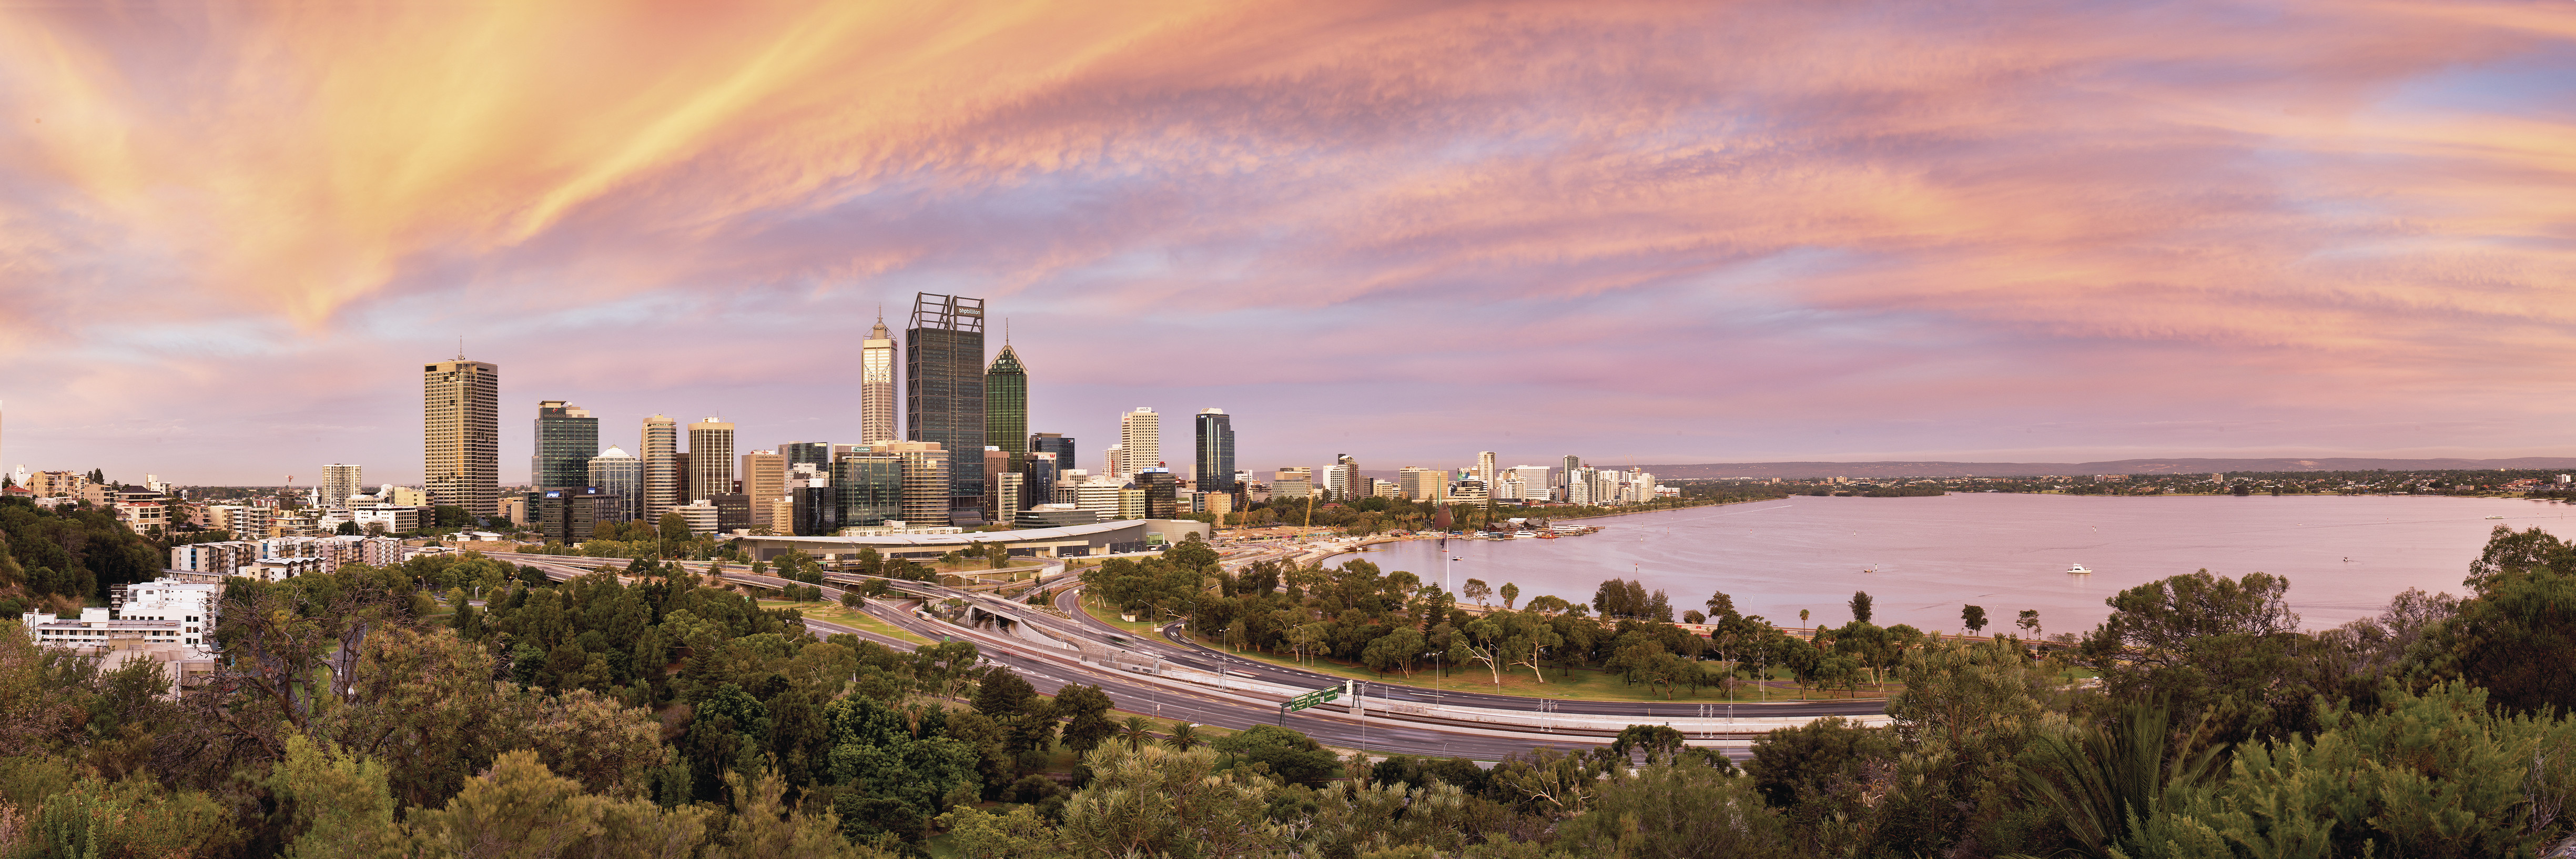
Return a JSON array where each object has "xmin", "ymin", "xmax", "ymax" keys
[{"xmin": 6, "ymin": 3, "xmax": 2575, "ymax": 484}]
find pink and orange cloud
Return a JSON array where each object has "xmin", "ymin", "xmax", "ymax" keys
[{"xmin": 0, "ymin": 0, "xmax": 2570, "ymax": 483}]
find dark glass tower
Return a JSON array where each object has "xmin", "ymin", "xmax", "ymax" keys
[
  {"xmin": 1137, "ymin": 469, "xmax": 1178, "ymax": 519},
  {"xmin": 906, "ymin": 293, "xmax": 986, "ymax": 521},
  {"xmin": 834, "ymin": 453, "xmax": 905, "ymax": 528},
  {"xmin": 985, "ymin": 346, "xmax": 1027, "ymax": 454},
  {"xmin": 1193, "ymin": 409, "xmax": 1234, "ymax": 492},
  {"xmin": 1031, "ymin": 433, "xmax": 1075, "ymax": 475},
  {"xmin": 531, "ymin": 401, "xmax": 599, "ymax": 490},
  {"xmin": 782, "ymin": 442, "xmax": 830, "ymax": 469}
]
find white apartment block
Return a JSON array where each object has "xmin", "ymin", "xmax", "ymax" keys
[
  {"xmin": 171, "ymin": 542, "xmax": 259, "ymax": 577},
  {"xmin": 1077, "ymin": 480, "xmax": 1127, "ymax": 523}
]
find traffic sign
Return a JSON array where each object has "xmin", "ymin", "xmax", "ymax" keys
[{"xmin": 1282, "ymin": 683, "xmax": 1343, "ymax": 712}]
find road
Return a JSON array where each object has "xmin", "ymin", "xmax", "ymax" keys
[{"xmin": 479, "ymin": 551, "xmax": 1631, "ymax": 759}]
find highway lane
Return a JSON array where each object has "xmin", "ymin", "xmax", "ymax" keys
[
  {"xmin": 478, "ymin": 552, "xmax": 1652, "ymax": 760},
  {"xmin": 1048, "ymin": 578, "xmax": 1887, "ymax": 720}
]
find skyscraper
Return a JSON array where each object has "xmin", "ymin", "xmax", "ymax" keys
[
  {"xmin": 687, "ymin": 418, "xmax": 735, "ymax": 503},
  {"xmin": 1030, "ymin": 433, "xmax": 1075, "ymax": 472},
  {"xmin": 531, "ymin": 400, "xmax": 599, "ymax": 490},
  {"xmin": 1119, "ymin": 407, "xmax": 1160, "ymax": 476},
  {"xmin": 1194, "ymin": 409, "xmax": 1234, "ymax": 492},
  {"xmin": 587, "ymin": 446, "xmax": 642, "ymax": 523},
  {"xmin": 741, "ymin": 450, "xmax": 785, "ymax": 531},
  {"xmin": 834, "ymin": 450, "xmax": 905, "ymax": 528},
  {"xmin": 1136, "ymin": 469, "xmax": 1178, "ymax": 519},
  {"xmin": 781, "ymin": 442, "xmax": 830, "ymax": 469},
  {"xmin": 423, "ymin": 358, "xmax": 499, "ymax": 518},
  {"xmin": 906, "ymin": 293, "xmax": 985, "ymax": 521},
  {"xmin": 1328, "ymin": 455, "xmax": 1362, "ymax": 501},
  {"xmin": 642, "ymin": 416, "xmax": 679, "ymax": 523},
  {"xmin": 861, "ymin": 316, "xmax": 898, "ymax": 443},
  {"xmin": 871, "ymin": 440, "xmax": 952, "ymax": 527},
  {"xmin": 1560, "ymin": 454, "xmax": 1581, "ymax": 501},
  {"xmin": 1475, "ymin": 451, "xmax": 1497, "ymax": 488},
  {"xmin": 320, "ymin": 464, "xmax": 363, "ymax": 511},
  {"xmin": 985, "ymin": 345, "xmax": 1027, "ymax": 454}
]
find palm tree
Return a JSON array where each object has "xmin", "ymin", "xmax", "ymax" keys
[
  {"xmin": 1162, "ymin": 722, "xmax": 1201, "ymax": 752},
  {"xmin": 1120, "ymin": 716, "xmax": 1154, "ymax": 752}
]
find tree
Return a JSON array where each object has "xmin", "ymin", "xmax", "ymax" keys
[
  {"xmin": 1119, "ymin": 716, "xmax": 1153, "ymax": 752},
  {"xmin": 1059, "ymin": 745, "xmax": 1289, "ymax": 857},
  {"xmin": 659, "ymin": 512, "xmax": 690, "ymax": 544},
  {"xmin": 1553, "ymin": 763, "xmax": 1792, "ymax": 859},
  {"xmin": 1461, "ymin": 579, "xmax": 1492, "ymax": 607},
  {"xmin": 1706, "ymin": 589, "xmax": 1739, "ymax": 621},
  {"xmin": 1162, "ymin": 722, "xmax": 1202, "ymax": 752},
  {"xmin": 1499, "ymin": 582, "xmax": 1519, "ymax": 610},
  {"xmin": 2408, "ymin": 527, "xmax": 2576, "ymax": 714},
  {"xmin": 1054, "ymin": 684, "xmax": 1118, "ymax": 753},
  {"xmin": 839, "ymin": 590, "xmax": 865, "ymax": 611},
  {"xmin": 336, "ymin": 521, "xmax": 363, "ymax": 535},
  {"xmin": 2016, "ymin": 609, "xmax": 2040, "ymax": 638},
  {"xmin": 1848, "ymin": 591, "xmax": 1872, "ymax": 623},
  {"xmin": 1209, "ymin": 725, "xmax": 1340, "ymax": 785},
  {"xmin": 1961, "ymin": 604, "xmax": 1987, "ymax": 635}
]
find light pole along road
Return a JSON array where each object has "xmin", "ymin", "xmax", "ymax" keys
[{"xmin": 478, "ymin": 551, "xmax": 1636, "ymax": 761}]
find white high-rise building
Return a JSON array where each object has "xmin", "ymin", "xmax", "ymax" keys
[
  {"xmin": 860, "ymin": 316, "xmax": 898, "ymax": 443},
  {"xmin": 587, "ymin": 446, "xmax": 643, "ymax": 523},
  {"xmin": 1118, "ymin": 407, "xmax": 1161, "ymax": 475},
  {"xmin": 423, "ymin": 359, "xmax": 499, "ymax": 518},
  {"xmin": 320, "ymin": 464, "xmax": 363, "ymax": 511},
  {"xmin": 1474, "ymin": 452, "xmax": 1496, "ymax": 488},
  {"xmin": 642, "ymin": 416, "xmax": 680, "ymax": 523},
  {"xmin": 687, "ymin": 418, "xmax": 735, "ymax": 503},
  {"xmin": 1102, "ymin": 445, "xmax": 1126, "ymax": 480}
]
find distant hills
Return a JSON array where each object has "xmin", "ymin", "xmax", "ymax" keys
[{"xmin": 1638, "ymin": 458, "xmax": 2576, "ymax": 479}]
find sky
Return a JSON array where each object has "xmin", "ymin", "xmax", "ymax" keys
[{"xmin": 1, "ymin": 1, "xmax": 2572, "ymax": 486}]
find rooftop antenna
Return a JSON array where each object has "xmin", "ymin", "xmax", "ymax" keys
[{"xmin": 457, "ymin": 336, "xmax": 464, "ymax": 360}]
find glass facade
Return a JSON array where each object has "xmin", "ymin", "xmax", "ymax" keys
[
  {"xmin": 790, "ymin": 485, "xmax": 839, "ymax": 536},
  {"xmin": 906, "ymin": 293, "xmax": 985, "ymax": 519},
  {"xmin": 984, "ymin": 346, "xmax": 1027, "ymax": 454},
  {"xmin": 1194, "ymin": 409, "xmax": 1234, "ymax": 492},
  {"xmin": 586, "ymin": 449, "xmax": 642, "ymax": 522},
  {"xmin": 1022, "ymin": 452, "xmax": 1059, "ymax": 513},
  {"xmin": 1137, "ymin": 469, "xmax": 1178, "ymax": 519},
  {"xmin": 833, "ymin": 454, "xmax": 904, "ymax": 528},
  {"xmin": 1031, "ymin": 433, "xmax": 1074, "ymax": 476},
  {"xmin": 534, "ymin": 486, "xmax": 617, "ymax": 543},
  {"xmin": 531, "ymin": 401, "xmax": 598, "ymax": 490},
  {"xmin": 782, "ymin": 442, "xmax": 831, "ymax": 469}
]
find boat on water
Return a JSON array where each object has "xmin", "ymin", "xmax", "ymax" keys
[
  {"xmin": 1514, "ymin": 530, "xmax": 1538, "ymax": 538},
  {"xmin": 2487, "ymin": 516, "xmax": 2506, "ymax": 520},
  {"xmin": 2067, "ymin": 563, "xmax": 2092, "ymax": 574}
]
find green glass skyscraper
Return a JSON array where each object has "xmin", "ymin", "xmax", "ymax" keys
[
  {"xmin": 985, "ymin": 345, "xmax": 1027, "ymax": 455},
  {"xmin": 531, "ymin": 400, "xmax": 597, "ymax": 490}
]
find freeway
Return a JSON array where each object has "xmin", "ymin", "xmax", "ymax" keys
[
  {"xmin": 476, "ymin": 551, "xmax": 1645, "ymax": 760},
  {"xmin": 1048, "ymin": 565, "xmax": 1885, "ymax": 721}
]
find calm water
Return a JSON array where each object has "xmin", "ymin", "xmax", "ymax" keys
[{"xmin": 1332, "ymin": 493, "xmax": 2576, "ymax": 634}]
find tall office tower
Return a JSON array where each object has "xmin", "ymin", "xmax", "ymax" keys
[
  {"xmin": 320, "ymin": 464, "xmax": 363, "ymax": 511},
  {"xmin": 906, "ymin": 293, "xmax": 985, "ymax": 521},
  {"xmin": 1022, "ymin": 451, "xmax": 1059, "ymax": 513},
  {"xmin": 1559, "ymin": 454, "xmax": 1581, "ymax": 500},
  {"xmin": 1475, "ymin": 451, "xmax": 1497, "ymax": 488},
  {"xmin": 982, "ymin": 447, "xmax": 1012, "ymax": 513},
  {"xmin": 1194, "ymin": 409, "xmax": 1234, "ymax": 492},
  {"xmin": 1118, "ymin": 407, "xmax": 1160, "ymax": 475},
  {"xmin": 871, "ymin": 440, "xmax": 952, "ymax": 527},
  {"xmin": 861, "ymin": 315, "xmax": 899, "ymax": 443},
  {"xmin": 781, "ymin": 442, "xmax": 830, "ymax": 469},
  {"xmin": 1329, "ymin": 455, "xmax": 1362, "ymax": 501},
  {"xmin": 834, "ymin": 450, "xmax": 905, "ymax": 528},
  {"xmin": 686, "ymin": 418, "xmax": 734, "ymax": 502},
  {"xmin": 642, "ymin": 416, "xmax": 679, "ymax": 523},
  {"xmin": 741, "ymin": 450, "xmax": 785, "ymax": 530},
  {"xmin": 1030, "ymin": 433, "xmax": 1075, "ymax": 474},
  {"xmin": 673, "ymin": 452, "xmax": 691, "ymax": 502},
  {"xmin": 1102, "ymin": 446, "xmax": 1125, "ymax": 480},
  {"xmin": 423, "ymin": 358, "xmax": 500, "ymax": 518},
  {"xmin": 1399, "ymin": 467, "xmax": 1443, "ymax": 501},
  {"xmin": 985, "ymin": 345, "xmax": 1027, "ymax": 455},
  {"xmin": 587, "ymin": 447, "xmax": 643, "ymax": 522},
  {"xmin": 531, "ymin": 400, "xmax": 599, "ymax": 490},
  {"xmin": 1136, "ymin": 469, "xmax": 1178, "ymax": 519}
]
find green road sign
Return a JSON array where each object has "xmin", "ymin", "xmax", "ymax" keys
[{"xmin": 1283, "ymin": 684, "xmax": 1343, "ymax": 713}]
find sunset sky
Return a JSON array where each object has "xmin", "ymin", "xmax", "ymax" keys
[{"xmin": 2, "ymin": 1, "xmax": 2572, "ymax": 485}]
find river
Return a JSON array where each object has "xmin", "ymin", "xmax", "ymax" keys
[{"xmin": 1329, "ymin": 493, "xmax": 2575, "ymax": 634}]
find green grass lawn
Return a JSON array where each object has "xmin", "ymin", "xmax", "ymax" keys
[{"xmin": 759, "ymin": 599, "xmax": 934, "ymax": 646}]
